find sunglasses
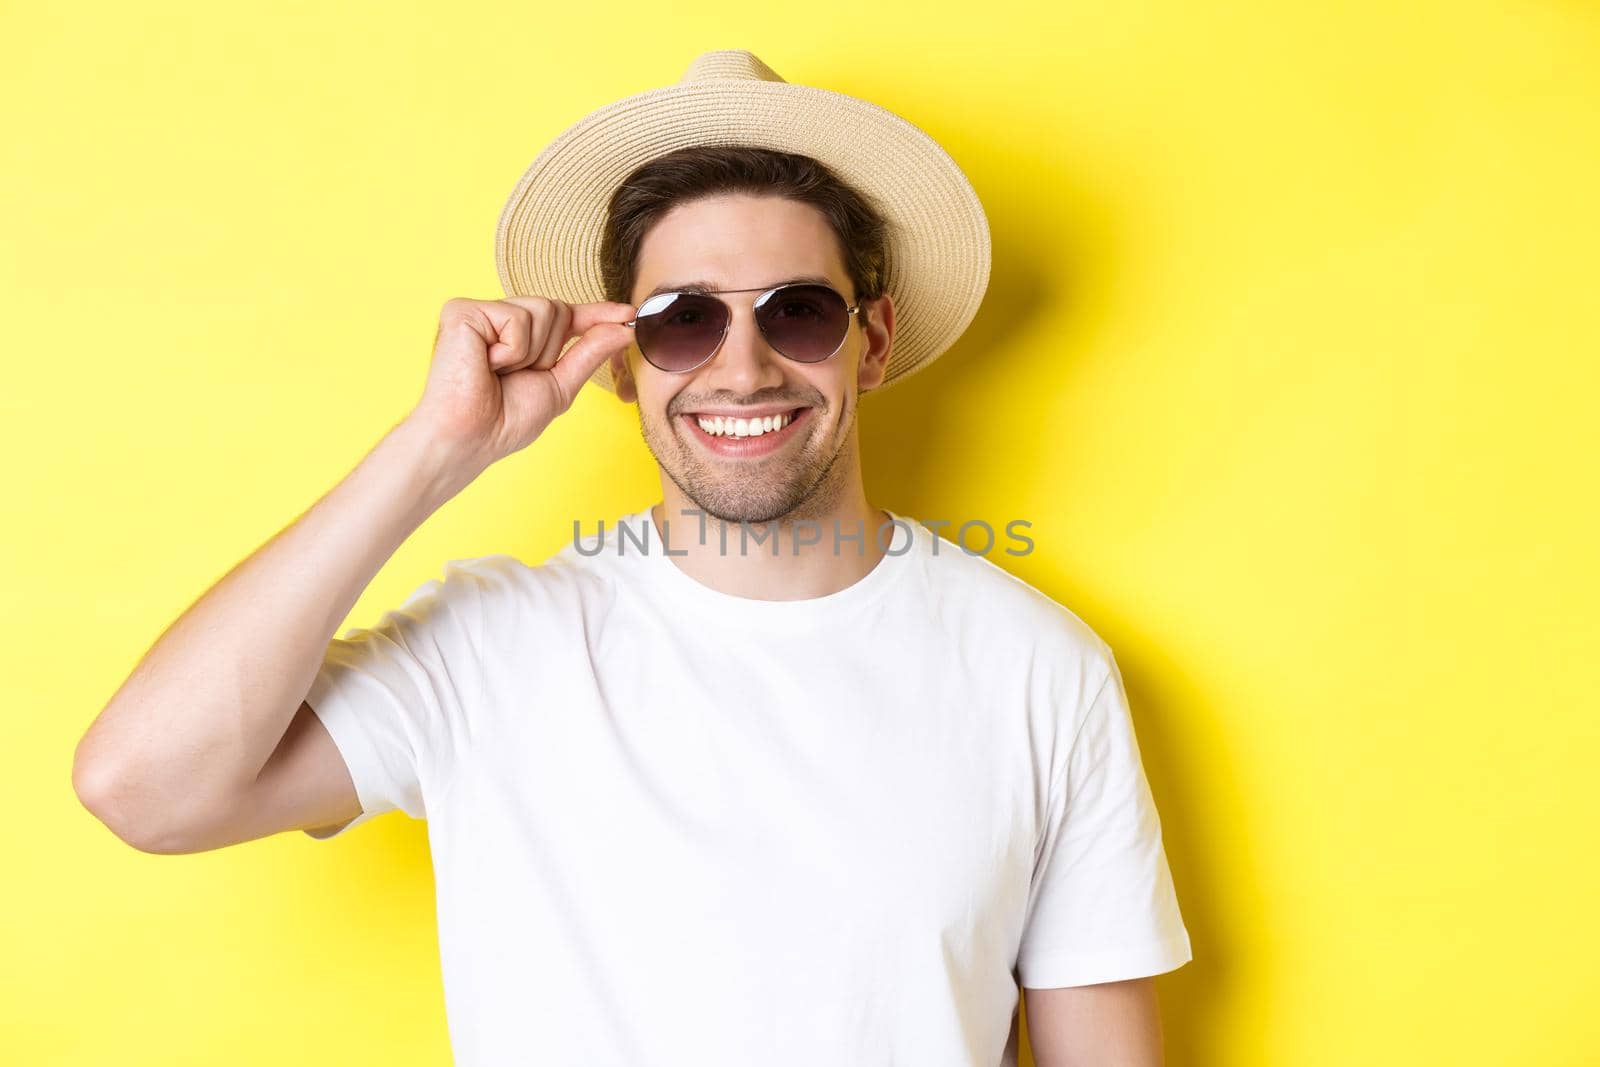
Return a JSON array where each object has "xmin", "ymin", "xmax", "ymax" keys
[{"xmin": 623, "ymin": 282, "xmax": 861, "ymax": 374}]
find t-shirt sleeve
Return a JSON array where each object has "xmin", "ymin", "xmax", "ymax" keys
[
  {"xmin": 1014, "ymin": 648, "xmax": 1193, "ymax": 987},
  {"xmin": 300, "ymin": 558, "xmax": 496, "ymax": 841}
]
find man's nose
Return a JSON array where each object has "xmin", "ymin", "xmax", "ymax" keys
[{"xmin": 702, "ymin": 305, "xmax": 787, "ymax": 391}]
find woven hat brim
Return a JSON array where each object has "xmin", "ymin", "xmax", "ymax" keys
[{"xmin": 495, "ymin": 79, "xmax": 991, "ymax": 397}]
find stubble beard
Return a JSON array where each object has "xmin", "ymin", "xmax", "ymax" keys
[{"xmin": 640, "ymin": 398, "xmax": 858, "ymax": 527}]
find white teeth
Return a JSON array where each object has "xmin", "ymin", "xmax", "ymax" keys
[{"xmin": 695, "ymin": 411, "xmax": 794, "ymax": 437}]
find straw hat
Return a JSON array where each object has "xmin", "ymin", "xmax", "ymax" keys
[{"xmin": 493, "ymin": 49, "xmax": 992, "ymax": 397}]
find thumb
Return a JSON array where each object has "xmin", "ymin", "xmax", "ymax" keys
[{"xmin": 548, "ymin": 321, "xmax": 634, "ymax": 407}]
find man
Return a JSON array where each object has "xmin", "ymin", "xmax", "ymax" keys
[{"xmin": 73, "ymin": 50, "xmax": 1192, "ymax": 1066}]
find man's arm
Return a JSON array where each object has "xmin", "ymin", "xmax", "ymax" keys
[
  {"xmin": 69, "ymin": 296, "xmax": 635, "ymax": 854},
  {"xmin": 1024, "ymin": 977, "xmax": 1165, "ymax": 1067},
  {"xmin": 71, "ymin": 417, "xmax": 480, "ymax": 853}
]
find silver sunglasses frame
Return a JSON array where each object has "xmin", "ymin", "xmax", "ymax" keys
[{"xmin": 622, "ymin": 282, "xmax": 861, "ymax": 373}]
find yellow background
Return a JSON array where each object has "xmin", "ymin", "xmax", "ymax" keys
[{"xmin": 5, "ymin": 1, "xmax": 1597, "ymax": 1063}]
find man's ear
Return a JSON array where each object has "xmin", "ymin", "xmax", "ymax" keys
[
  {"xmin": 610, "ymin": 346, "xmax": 638, "ymax": 403},
  {"xmin": 855, "ymin": 292, "xmax": 895, "ymax": 394}
]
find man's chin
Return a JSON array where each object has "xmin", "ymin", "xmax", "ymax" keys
[{"xmin": 664, "ymin": 482, "xmax": 814, "ymax": 527}]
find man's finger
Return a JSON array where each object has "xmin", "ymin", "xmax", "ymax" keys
[
  {"xmin": 548, "ymin": 323, "xmax": 634, "ymax": 409},
  {"xmin": 568, "ymin": 300, "xmax": 639, "ymax": 338}
]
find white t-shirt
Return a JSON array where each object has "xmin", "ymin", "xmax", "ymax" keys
[{"xmin": 304, "ymin": 507, "xmax": 1192, "ymax": 1066}]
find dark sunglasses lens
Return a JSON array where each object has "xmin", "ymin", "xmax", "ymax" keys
[
  {"xmin": 756, "ymin": 285, "xmax": 850, "ymax": 363},
  {"xmin": 634, "ymin": 292, "xmax": 728, "ymax": 372}
]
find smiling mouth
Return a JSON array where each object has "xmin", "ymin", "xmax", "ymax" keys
[
  {"xmin": 678, "ymin": 405, "xmax": 814, "ymax": 451},
  {"xmin": 683, "ymin": 406, "xmax": 809, "ymax": 438}
]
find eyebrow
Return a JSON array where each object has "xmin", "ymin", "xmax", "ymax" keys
[{"xmin": 645, "ymin": 274, "xmax": 838, "ymax": 299}]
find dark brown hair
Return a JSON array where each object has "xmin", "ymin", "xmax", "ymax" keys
[{"xmin": 598, "ymin": 144, "xmax": 890, "ymax": 328}]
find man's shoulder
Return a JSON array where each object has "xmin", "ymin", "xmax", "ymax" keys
[
  {"xmin": 913, "ymin": 522, "xmax": 1111, "ymax": 664},
  {"xmin": 430, "ymin": 531, "xmax": 628, "ymax": 620}
]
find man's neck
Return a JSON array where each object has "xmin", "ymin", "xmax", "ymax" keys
[{"xmin": 648, "ymin": 496, "xmax": 893, "ymax": 602}]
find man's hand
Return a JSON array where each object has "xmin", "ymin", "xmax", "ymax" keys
[{"xmin": 408, "ymin": 295, "xmax": 637, "ymax": 471}]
